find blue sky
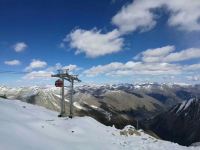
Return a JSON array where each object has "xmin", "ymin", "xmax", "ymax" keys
[{"xmin": 0, "ymin": 0, "xmax": 200, "ymax": 86}]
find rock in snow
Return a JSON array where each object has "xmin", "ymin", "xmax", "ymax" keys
[{"xmin": 0, "ymin": 98, "xmax": 198, "ymax": 150}]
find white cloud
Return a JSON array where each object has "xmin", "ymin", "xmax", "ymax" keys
[
  {"xmin": 13, "ymin": 42, "xmax": 27, "ymax": 52},
  {"xmin": 45, "ymin": 63, "xmax": 62, "ymax": 72},
  {"xmin": 62, "ymin": 64, "xmax": 80, "ymax": 72},
  {"xmin": 4, "ymin": 60, "xmax": 21, "ymax": 66},
  {"xmin": 82, "ymin": 44, "xmax": 200, "ymax": 81},
  {"xmin": 112, "ymin": 0, "xmax": 200, "ymax": 33},
  {"xmin": 187, "ymin": 75, "xmax": 200, "ymax": 81},
  {"xmin": 139, "ymin": 45, "xmax": 175, "ymax": 62},
  {"xmin": 46, "ymin": 63, "xmax": 80, "ymax": 73},
  {"xmin": 25, "ymin": 59, "xmax": 47, "ymax": 71},
  {"xmin": 64, "ymin": 0, "xmax": 200, "ymax": 58},
  {"xmin": 137, "ymin": 46, "xmax": 200, "ymax": 63},
  {"xmin": 167, "ymin": 0, "xmax": 200, "ymax": 31},
  {"xmin": 66, "ymin": 29, "xmax": 124, "ymax": 58},
  {"xmin": 23, "ymin": 63, "xmax": 81, "ymax": 80},
  {"xmin": 142, "ymin": 45, "xmax": 175, "ymax": 57},
  {"xmin": 84, "ymin": 62, "xmax": 123, "ymax": 77},
  {"xmin": 163, "ymin": 48, "xmax": 200, "ymax": 62},
  {"xmin": 184, "ymin": 63, "xmax": 200, "ymax": 71},
  {"xmin": 84, "ymin": 61, "xmax": 181, "ymax": 77},
  {"xmin": 112, "ymin": 0, "xmax": 163, "ymax": 34},
  {"xmin": 22, "ymin": 71, "xmax": 52, "ymax": 80}
]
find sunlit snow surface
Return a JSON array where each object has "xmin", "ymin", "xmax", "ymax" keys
[{"xmin": 0, "ymin": 99, "xmax": 198, "ymax": 150}]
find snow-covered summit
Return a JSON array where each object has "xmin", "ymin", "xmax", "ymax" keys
[{"xmin": 0, "ymin": 98, "xmax": 198, "ymax": 150}]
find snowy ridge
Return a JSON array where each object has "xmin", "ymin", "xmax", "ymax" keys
[
  {"xmin": 0, "ymin": 98, "xmax": 198, "ymax": 150},
  {"xmin": 0, "ymin": 83, "xmax": 194, "ymax": 97},
  {"xmin": 176, "ymin": 101, "xmax": 187, "ymax": 113},
  {"xmin": 184, "ymin": 99, "xmax": 196, "ymax": 110},
  {"xmin": 176, "ymin": 98, "xmax": 199, "ymax": 113}
]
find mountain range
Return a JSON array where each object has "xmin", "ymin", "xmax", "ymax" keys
[{"xmin": 0, "ymin": 83, "xmax": 200, "ymax": 146}]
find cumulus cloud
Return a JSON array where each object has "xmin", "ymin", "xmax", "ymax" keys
[
  {"xmin": 112, "ymin": 0, "xmax": 163, "ymax": 34},
  {"xmin": 84, "ymin": 61, "xmax": 181, "ymax": 77},
  {"xmin": 63, "ymin": 0, "xmax": 200, "ymax": 58},
  {"xmin": 62, "ymin": 64, "xmax": 81, "ymax": 72},
  {"xmin": 23, "ymin": 63, "xmax": 81, "ymax": 80},
  {"xmin": 84, "ymin": 62, "xmax": 123, "ymax": 77},
  {"xmin": 13, "ymin": 42, "xmax": 27, "ymax": 52},
  {"xmin": 25, "ymin": 59, "xmax": 47, "ymax": 71},
  {"xmin": 142, "ymin": 45, "xmax": 175, "ymax": 57},
  {"xmin": 167, "ymin": 0, "xmax": 200, "ymax": 31},
  {"xmin": 137, "ymin": 46, "xmax": 200, "ymax": 63},
  {"xmin": 163, "ymin": 48, "xmax": 200, "ymax": 62},
  {"xmin": 4, "ymin": 60, "xmax": 21, "ymax": 66},
  {"xmin": 83, "ymin": 45, "xmax": 200, "ymax": 78},
  {"xmin": 46, "ymin": 63, "xmax": 80, "ymax": 73},
  {"xmin": 65, "ymin": 29, "xmax": 124, "ymax": 58},
  {"xmin": 22, "ymin": 71, "xmax": 52, "ymax": 80},
  {"xmin": 112, "ymin": 0, "xmax": 200, "ymax": 33},
  {"xmin": 139, "ymin": 45, "xmax": 175, "ymax": 62}
]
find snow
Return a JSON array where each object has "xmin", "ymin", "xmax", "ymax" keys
[
  {"xmin": 177, "ymin": 101, "xmax": 187, "ymax": 113},
  {"xmin": 184, "ymin": 98, "xmax": 195, "ymax": 110},
  {"xmin": 134, "ymin": 85, "xmax": 141, "ymax": 89},
  {"xmin": 90, "ymin": 105, "xmax": 98, "ymax": 109},
  {"xmin": 73, "ymin": 102, "xmax": 86, "ymax": 110},
  {"xmin": 176, "ymin": 98, "xmax": 197, "ymax": 113},
  {"xmin": 54, "ymin": 94, "xmax": 69, "ymax": 102},
  {"xmin": 54, "ymin": 94, "xmax": 86, "ymax": 110},
  {"xmin": 0, "ymin": 98, "xmax": 198, "ymax": 150}
]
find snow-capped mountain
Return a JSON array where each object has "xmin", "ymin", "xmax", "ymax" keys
[
  {"xmin": 0, "ymin": 98, "xmax": 198, "ymax": 150},
  {"xmin": 0, "ymin": 84, "xmax": 166, "ymax": 128},
  {"xmin": 146, "ymin": 98, "xmax": 200, "ymax": 146},
  {"xmin": 76, "ymin": 83, "xmax": 200, "ymax": 108},
  {"xmin": 0, "ymin": 86, "xmax": 61, "ymax": 111},
  {"xmin": 0, "ymin": 83, "xmax": 200, "ymax": 129}
]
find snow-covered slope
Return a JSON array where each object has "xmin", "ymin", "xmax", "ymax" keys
[{"xmin": 0, "ymin": 98, "xmax": 197, "ymax": 150}]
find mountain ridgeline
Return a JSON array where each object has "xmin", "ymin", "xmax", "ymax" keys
[{"xmin": 0, "ymin": 83, "xmax": 200, "ymax": 146}]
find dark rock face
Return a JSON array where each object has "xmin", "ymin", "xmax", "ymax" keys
[
  {"xmin": 146, "ymin": 98, "xmax": 200, "ymax": 146},
  {"xmin": 147, "ymin": 93, "xmax": 168, "ymax": 103},
  {"xmin": 175, "ymin": 90, "xmax": 193, "ymax": 101}
]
